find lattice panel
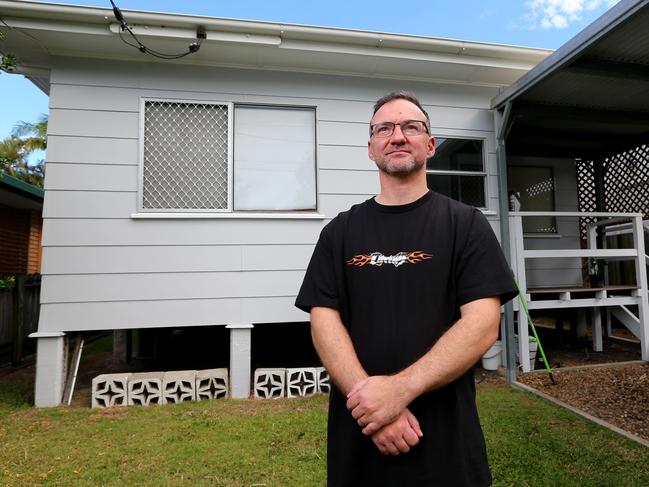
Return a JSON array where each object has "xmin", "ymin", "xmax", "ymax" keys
[
  {"xmin": 576, "ymin": 145, "xmax": 649, "ymax": 239},
  {"xmin": 143, "ymin": 101, "xmax": 229, "ymax": 210},
  {"xmin": 576, "ymin": 159, "xmax": 597, "ymax": 239},
  {"xmin": 603, "ymin": 144, "xmax": 649, "ymax": 217}
]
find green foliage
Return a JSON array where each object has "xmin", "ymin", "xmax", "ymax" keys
[
  {"xmin": 0, "ymin": 276, "xmax": 15, "ymax": 289},
  {"xmin": 0, "ymin": 52, "xmax": 16, "ymax": 72},
  {"xmin": 0, "ymin": 114, "xmax": 47, "ymax": 187}
]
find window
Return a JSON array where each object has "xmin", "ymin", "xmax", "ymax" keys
[
  {"xmin": 507, "ymin": 166, "xmax": 557, "ymax": 234},
  {"xmin": 426, "ymin": 138, "xmax": 486, "ymax": 207},
  {"xmin": 140, "ymin": 100, "xmax": 317, "ymax": 213}
]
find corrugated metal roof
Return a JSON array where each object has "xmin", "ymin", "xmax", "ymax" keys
[{"xmin": 493, "ymin": 0, "xmax": 649, "ymax": 159}]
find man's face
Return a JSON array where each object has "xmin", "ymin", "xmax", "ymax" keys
[{"xmin": 367, "ymin": 98, "xmax": 435, "ymax": 176}]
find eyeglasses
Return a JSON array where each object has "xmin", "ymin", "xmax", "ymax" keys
[{"xmin": 370, "ymin": 120, "xmax": 430, "ymax": 138}]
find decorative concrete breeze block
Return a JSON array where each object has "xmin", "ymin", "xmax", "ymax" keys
[
  {"xmin": 92, "ymin": 373, "xmax": 132, "ymax": 408},
  {"xmin": 128, "ymin": 372, "xmax": 164, "ymax": 406},
  {"xmin": 163, "ymin": 370, "xmax": 196, "ymax": 404},
  {"xmin": 286, "ymin": 367, "xmax": 318, "ymax": 398},
  {"xmin": 254, "ymin": 368, "xmax": 286, "ymax": 399},
  {"xmin": 196, "ymin": 368, "xmax": 229, "ymax": 400},
  {"xmin": 316, "ymin": 367, "xmax": 331, "ymax": 394}
]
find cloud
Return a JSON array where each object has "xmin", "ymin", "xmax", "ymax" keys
[{"xmin": 522, "ymin": 0, "xmax": 619, "ymax": 30}]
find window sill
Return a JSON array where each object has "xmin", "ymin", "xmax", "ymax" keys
[{"xmin": 131, "ymin": 212, "xmax": 327, "ymax": 220}]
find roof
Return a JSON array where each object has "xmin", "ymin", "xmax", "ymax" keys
[
  {"xmin": 492, "ymin": 0, "xmax": 649, "ymax": 159},
  {"xmin": 0, "ymin": 0, "xmax": 550, "ymax": 92},
  {"xmin": 0, "ymin": 172, "xmax": 44, "ymax": 210}
]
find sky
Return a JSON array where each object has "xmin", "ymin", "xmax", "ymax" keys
[{"xmin": 0, "ymin": 0, "xmax": 621, "ymax": 140}]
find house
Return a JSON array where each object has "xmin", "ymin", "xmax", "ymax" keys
[
  {"xmin": 1, "ymin": 0, "xmax": 647, "ymax": 407},
  {"xmin": 0, "ymin": 172, "xmax": 43, "ymax": 275}
]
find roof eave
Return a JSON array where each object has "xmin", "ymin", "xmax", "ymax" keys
[
  {"xmin": 0, "ymin": 0, "xmax": 550, "ymax": 66},
  {"xmin": 491, "ymin": 0, "xmax": 649, "ymax": 109}
]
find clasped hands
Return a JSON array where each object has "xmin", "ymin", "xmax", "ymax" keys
[{"xmin": 346, "ymin": 375, "xmax": 422, "ymax": 456}]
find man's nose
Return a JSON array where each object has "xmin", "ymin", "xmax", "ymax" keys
[{"xmin": 389, "ymin": 124, "xmax": 407, "ymax": 143}]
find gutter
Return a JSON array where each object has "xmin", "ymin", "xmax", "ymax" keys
[
  {"xmin": 0, "ymin": 172, "xmax": 45, "ymax": 200},
  {"xmin": 0, "ymin": 0, "xmax": 550, "ymax": 65}
]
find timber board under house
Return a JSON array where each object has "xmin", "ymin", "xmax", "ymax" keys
[{"xmin": 6, "ymin": 0, "xmax": 648, "ymax": 406}]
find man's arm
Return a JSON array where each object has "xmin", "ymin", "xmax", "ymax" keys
[
  {"xmin": 310, "ymin": 306, "xmax": 368, "ymax": 394},
  {"xmin": 311, "ymin": 306, "xmax": 422, "ymax": 453},
  {"xmin": 346, "ymin": 296, "xmax": 501, "ymax": 434}
]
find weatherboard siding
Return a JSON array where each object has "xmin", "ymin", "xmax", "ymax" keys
[
  {"xmin": 39, "ymin": 57, "xmax": 504, "ymax": 332},
  {"xmin": 510, "ymin": 156, "xmax": 582, "ymax": 288}
]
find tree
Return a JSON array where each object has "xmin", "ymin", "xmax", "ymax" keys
[{"xmin": 0, "ymin": 114, "xmax": 47, "ymax": 187}]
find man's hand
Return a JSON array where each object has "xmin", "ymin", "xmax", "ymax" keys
[
  {"xmin": 371, "ymin": 408, "xmax": 423, "ymax": 456},
  {"xmin": 346, "ymin": 375, "xmax": 412, "ymax": 435}
]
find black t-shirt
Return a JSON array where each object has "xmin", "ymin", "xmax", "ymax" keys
[{"xmin": 296, "ymin": 191, "xmax": 517, "ymax": 487}]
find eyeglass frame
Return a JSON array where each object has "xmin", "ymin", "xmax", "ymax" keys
[{"xmin": 369, "ymin": 119, "xmax": 431, "ymax": 138}]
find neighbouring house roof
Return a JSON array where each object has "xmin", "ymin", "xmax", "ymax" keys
[
  {"xmin": 0, "ymin": 172, "xmax": 44, "ymax": 210},
  {"xmin": 0, "ymin": 0, "xmax": 550, "ymax": 93},
  {"xmin": 492, "ymin": 0, "xmax": 649, "ymax": 159}
]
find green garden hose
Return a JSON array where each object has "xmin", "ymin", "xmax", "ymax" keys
[{"xmin": 515, "ymin": 278, "xmax": 557, "ymax": 385}]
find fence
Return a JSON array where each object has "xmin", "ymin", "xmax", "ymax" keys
[{"xmin": 0, "ymin": 275, "xmax": 41, "ymax": 365}]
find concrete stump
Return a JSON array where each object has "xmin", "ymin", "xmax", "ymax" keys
[
  {"xmin": 128, "ymin": 372, "xmax": 164, "ymax": 406},
  {"xmin": 286, "ymin": 367, "xmax": 318, "ymax": 397},
  {"xmin": 196, "ymin": 368, "xmax": 229, "ymax": 400},
  {"xmin": 92, "ymin": 373, "xmax": 131, "ymax": 408},
  {"xmin": 163, "ymin": 370, "xmax": 196, "ymax": 404},
  {"xmin": 254, "ymin": 368, "xmax": 285, "ymax": 399}
]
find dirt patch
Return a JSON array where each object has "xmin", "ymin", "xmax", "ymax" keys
[
  {"xmin": 519, "ymin": 364, "xmax": 649, "ymax": 441},
  {"xmin": 541, "ymin": 338, "xmax": 641, "ymax": 368}
]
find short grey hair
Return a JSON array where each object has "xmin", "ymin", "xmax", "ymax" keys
[{"xmin": 370, "ymin": 91, "xmax": 431, "ymax": 135}]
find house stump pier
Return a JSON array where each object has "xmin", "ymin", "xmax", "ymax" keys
[
  {"xmin": 227, "ymin": 324, "xmax": 253, "ymax": 399},
  {"xmin": 30, "ymin": 332, "xmax": 67, "ymax": 407}
]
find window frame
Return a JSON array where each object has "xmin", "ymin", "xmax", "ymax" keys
[
  {"xmin": 232, "ymin": 102, "xmax": 318, "ymax": 213},
  {"xmin": 426, "ymin": 135, "xmax": 488, "ymax": 209},
  {"xmin": 137, "ymin": 98, "xmax": 321, "ymax": 217},
  {"xmin": 507, "ymin": 165, "xmax": 558, "ymax": 235}
]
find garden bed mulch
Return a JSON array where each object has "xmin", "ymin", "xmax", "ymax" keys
[{"xmin": 518, "ymin": 363, "xmax": 649, "ymax": 442}]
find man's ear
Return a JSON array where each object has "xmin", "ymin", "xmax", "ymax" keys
[
  {"xmin": 427, "ymin": 136, "xmax": 436, "ymax": 159},
  {"xmin": 368, "ymin": 141, "xmax": 376, "ymax": 162}
]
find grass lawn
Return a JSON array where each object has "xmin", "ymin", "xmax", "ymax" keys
[{"xmin": 1, "ymin": 381, "xmax": 649, "ymax": 486}]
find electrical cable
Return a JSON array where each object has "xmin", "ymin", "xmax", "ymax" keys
[
  {"xmin": 110, "ymin": 0, "xmax": 203, "ymax": 60},
  {"xmin": 0, "ymin": 16, "xmax": 52, "ymax": 54}
]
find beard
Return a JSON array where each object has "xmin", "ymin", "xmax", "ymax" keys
[{"xmin": 375, "ymin": 156, "xmax": 425, "ymax": 176}]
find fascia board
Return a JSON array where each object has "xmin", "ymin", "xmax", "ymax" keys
[{"xmin": 0, "ymin": 0, "xmax": 549, "ymax": 67}]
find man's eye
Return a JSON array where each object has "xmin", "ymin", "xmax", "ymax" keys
[
  {"xmin": 403, "ymin": 123, "xmax": 419, "ymax": 133},
  {"xmin": 375, "ymin": 125, "xmax": 391, "ymax": 136}
]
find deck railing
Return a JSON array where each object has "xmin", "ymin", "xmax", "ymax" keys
[{"xmin": 508, "ymin": 212, "xmax": 648, "ymax": 371}]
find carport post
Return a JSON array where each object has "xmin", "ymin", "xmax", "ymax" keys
[
  {"xmin": 495, "ymin": 103, "xmax": 517, "ymax": 383},
  {"xmin": 227, "ymin": 323, "xmax": 254, "ymax": 398}
]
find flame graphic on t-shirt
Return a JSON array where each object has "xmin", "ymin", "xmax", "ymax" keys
[{"xmin": 346, "ymin": 251, "xmax": 432, "ymax": 268}]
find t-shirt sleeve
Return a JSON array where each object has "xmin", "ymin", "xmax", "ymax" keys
[
  {"xmin": 455, "ymin": 209, "xmax": 518, "ymax": 307},
  {"xmin": 295, "ymin": 223, "xmax": 340, "ymax": 313}
]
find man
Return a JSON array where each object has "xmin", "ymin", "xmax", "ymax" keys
[{"xmin": 295, "ymin": 91, "xmax": 517, "ymax": 486}]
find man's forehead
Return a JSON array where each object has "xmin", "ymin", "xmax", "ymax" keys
[{"xmin": 371, "ymin": 98, "xmax": 426, "ymax": 122}]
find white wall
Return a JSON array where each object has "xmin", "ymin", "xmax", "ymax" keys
[
  {"xmin": 39, "ymin": 57, "xmax": 503, "ymax": 332},
  {"xmin": 508, "ymin": 156, "xmax": 581, "ymax": 288}
]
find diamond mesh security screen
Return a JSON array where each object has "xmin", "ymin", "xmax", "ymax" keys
[
  {"xmin": 576, "ymin": 144, "xmax": 649, "ymax": 239},
  {"xmin": 142, "ymin": 101, "xmax": 229, "ymax": 210}
]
